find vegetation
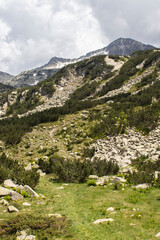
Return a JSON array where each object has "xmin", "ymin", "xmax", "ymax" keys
[
  {"xmin": 0, "ymin": 214, "xmax": 70, "ymax": 240},
  {"xmin": 1, "ymin": 176, "xmax": 160, "ymax": 239},
  {"xmin": 126, "ymin": 156, "xmax": 160, "ymax": 186},
  {"xmin": 38, "ymin": 157, "xmax": 119, "ymax": 183},
  {"xmin": 0, "ymin": 153, "xmax": 39, "ymax": 188},
  {"xmin": 0, "ymin": 49, "xmax": 160, "ymax": 145}
]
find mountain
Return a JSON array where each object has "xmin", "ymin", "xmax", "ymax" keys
[
  {"xmin": 0, "ymin": 71, "xmax": 14, "ymax": 84},
  {"xmin": 0, "ymin": 47, "xmax": 160, "ymax": 239},
  {"xmin": 7, "ymin": 38, "xmax": 155, "ymax": 88},
  {"xmin": 0, "ymin": 47, "xmax": 160, "ymax": 172},
  {"xmin": 87, "ymin": 37, "xmax": 155, "ymax": 56},
  {"xmin": 0, "ymin": 82, "xmax": 14, "ymax": 94}
]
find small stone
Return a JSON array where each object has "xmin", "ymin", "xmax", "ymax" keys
[
  {"xmin": 155, "ymin": 232, "xmax": 160, "ymax": 238},
  {"xmin": 110, "ymin": 211, "xmax": 117, "ymax": 215},
  {"xmin": 0, "ymin": 199, "xmax": 9, "ymax": 206},
  {"xmin": 37, "ymin": 169, "xmax": 46, "ymax": 176},
  {"xmin": 48, "ymin": 213, "xmax": 62, "ymax": 218},
  {"xmin": 16, "ymin": 230, "xmax": 27, "ymax": 240},
  {"xmin": 23, "ymin": 202, "xmax": 31, "ymax": 206},
  {"xmin": 39, "ymin": 194, "xmax": 46, "ymax": 199},
  {"xmin": 56, "ymin": 187, "xmax": 64, "ymax": 189},
  {"xmin": 25, "ymin": 235, "xmax": 36, "ymax": 240},
  {"xmin": 93, "ymin": 218, "xmax": 114, "ymax": 224},
  {"xmin": 130, "ymin": 223, "xmax": 136, "ymax": 226},
  {"xmin": 107, "ymin": 207, "xmax": 115, "ymax": 212},
  {"xmin": 89, "ymin": 175, "xmax": 99, "ymax": 180},
  {"xmin": 8, "ymin": 205, "xmax": 19, "ymax": 212}
]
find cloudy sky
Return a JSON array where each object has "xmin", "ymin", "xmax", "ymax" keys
[{"xmin": 0, "ymin": 0, "xmax": 160, "ymax": 75}]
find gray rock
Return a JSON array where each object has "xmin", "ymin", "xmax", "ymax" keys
[
  {"xmin": 0, "ymin": 199, "xmax": 9, "ymax": 206},
  {"xmin": 24, "ymin": 163, "xmax": 32, "ymax": 171},
  {"xmin": 0, "ymin": 186, "xmax": 11, "ymax": 196},
  {"xmin": 155, "ymin": 232, "xmax": 160, "ymax": 238},
  {"xmin": 25, "ymin": 235, "xmax": 36, "ymax": 240},
  {"xmin": 111, "ymin": 177, "xmax": 126, "ymax": 184},
  {"xmin": 37, "ymin": 169, "xmax": 46, "ymax": 176},
  {"xmin": 135, "ymin": 183, "xmax": 151, "ymax": 189},
  {"xmin": 23, "ymin": 202, "xmax": 31, "ymax": 206},
  {"xmin": 88, "ymin": 175, "xmax": 99, "ymax": 180},
  {"xmin": 24, "ymin": 185, "xmax": 39, "ymax": 198},
  {"xmin": 93, "ymin": 218, "xmax": 114, "ymax": 224},
  {"xmin": 10, "ymin": 191, "xmax": 23, "ymax": 201},
  {"xmin": 8, "ymin": 205, "xmax": 19, "ymax": 212},
  {"xmin": 4, "ymin": 179, "xmax": 18, "ymax": 188},
  {"xmin": 17, "ymin": 230, "xmax": 27, "ymax": 240}
]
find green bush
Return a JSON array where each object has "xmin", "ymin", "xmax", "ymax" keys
[
  {"xmin": 21, "ymin": 190, "xmax": 29, "ymax": 198},
  {"xmin": 0, "ymin": 153, "xmax": 40, "ymax": 188},
  {"xmin": 38, "ymin": 156, "xmax": 119, "ymax": 183},
  {"xmin": 0, "ymin": 214, "xmax": 70, "ymax": 240},
  {"xmin": 125, "ymin": 156, "xmax": 160, "ymax": 186},
  {"xmin": 87, "ymin": 180, "xmax": 97, "ymax": 186}
]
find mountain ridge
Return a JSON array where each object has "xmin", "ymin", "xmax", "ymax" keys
[{"xmin": 2, "ymin": 38, "xmax": 155, "ymax": 88}]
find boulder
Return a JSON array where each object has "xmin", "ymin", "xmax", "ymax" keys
[
  {"xmin": 111, "ymin": 177, "xmax": 126, "ymax": 184},
  {"xmin": 0, "ymin": 186, "xmax": 11, "ymax": 196},
  {"xmin": 10, "ymin": 191, "xmax": 23, "ymax": 201},
  {"xmin": 24, "ymin": 185, "xmax": 39, "ymax": 198},
  {"xmin": 135, "ymin": 183, "xmax": 151, "ymax": 189},
  {"xmin": 4, "ymin": 179, "xmax": 18, "ymax": 188},
  {"xmin": 8, "ymin": 205, "xmax": 19, "ymax": 212}
]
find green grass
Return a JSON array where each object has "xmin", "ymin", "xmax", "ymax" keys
[{"xmin": 1, "ymin": 176, "xmax": 160, "ymax": 239}]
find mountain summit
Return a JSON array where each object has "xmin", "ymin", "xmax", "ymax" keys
[
  {"xmin": 1, "ymin": 38, "xmax": 155, "ymax": 87},
  {"xmin": 103, "ymin": 38, "xmax": 154, "ymax": 56}
]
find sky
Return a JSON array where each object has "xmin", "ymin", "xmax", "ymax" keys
[{"xmin": 0, "ymin": 0, "xmax": 160, "ymax": 75}]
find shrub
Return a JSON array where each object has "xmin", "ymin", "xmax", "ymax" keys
[
  {"xmin": 125, "ymin": 156, "xmax": 160, "ymax": 186},
  {"xmin": 21, "ymin": 190, "xmax": 29, "ymax": 198},
  {"xmin": 0, "ymin": 153, "xmax": 40, "ymax": 188},
  {"xmin": 113, "ymin": 182, "xmax": 122, "ymax": 190},
  {"xmin": 92, "ymin": 158, "xmax": 119, "ymax": 176},
  {"xmin": 0, "ymin": 214, "xmax": 70, "ymax": 239},
  {"xmin": 38, "ymin": 156, "xmax": 119, "ymax": 183},
  {"xmin": 87, "ymin": 180, "xmax": 97, "ymax": 186}
]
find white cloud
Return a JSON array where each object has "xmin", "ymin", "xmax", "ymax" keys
[
  {"xmin": 0, "ymin": 0, "xmax": 105, "ymax": 75},
  {"xmin": 0, "ymin": 0, "xmax": 160, "ymax": 75}
]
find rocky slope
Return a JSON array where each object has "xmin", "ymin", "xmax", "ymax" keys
[
  {"xmin": 0, "ymin": 48, "xmax": 160, "ymax": 172},
  {"xmin": 4, "ymin": 38, "xmax": 155, "ymax": 88},
  {"xmin": 0, "ymin": 71, "xmax": 14, "ymax": 84}
]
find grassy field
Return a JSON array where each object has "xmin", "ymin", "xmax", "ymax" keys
[{"xmin": 1, "ymin": 175, "xmax": 160, "ymax": 239}]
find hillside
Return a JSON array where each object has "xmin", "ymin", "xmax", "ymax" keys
[
  {"xmin": 1, "ymin": 48, "xmax": 160, "ymax": 239},
  {"xmin": 0, "ymin": 71, "xmax": 14, "ymax": 84}
]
